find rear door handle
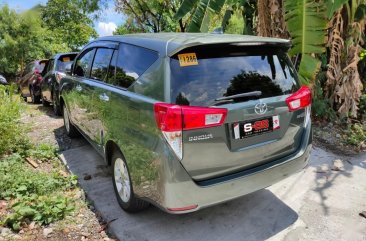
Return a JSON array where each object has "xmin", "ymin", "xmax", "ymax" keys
[
  {"xmin": 75, "ymin": 85, "xmax": 82, "ymax": 92},
  {"xmin": 99, "ymin": 93, "xmax": 109, "ymax": 102}
]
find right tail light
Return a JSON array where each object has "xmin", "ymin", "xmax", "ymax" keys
[{"xmin": 285, "ymin": 86, "xmax": 312, "ymax": 112}]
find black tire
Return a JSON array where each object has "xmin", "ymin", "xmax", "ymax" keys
[
  {"xmin": 52, "ymin": 92, "xmax": 62, "ymax": 116},
  {"xmin": 111, "ymin": 150, "xmax": 149, "ymax": 213},
  {"xmin": 42, "ymin": 97, "xmax": 50, "ymax": 107},
  {"xmin": 30, "ymin": 87, "xmax": 40, "ymax": 104},
  {"xmin": 62, "ymin": 104, "xmax": 80, "ymax": 137}
]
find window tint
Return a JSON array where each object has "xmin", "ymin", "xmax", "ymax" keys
[
  {"xmin": 114, "ymin": 44, "xmax": 158, "ymax": 88},
  {"xmin": 74, "ymin": 49, "xmax": 96, "ymax": 77},
  {"xmin": 91, "ymin": 48, "xmax": 114, "ymax": 81},
  {"xmin": 56, "ymin": 54, "xmax": 77, "ymax": 72},
  {"xmin": 170, "ymin": 46, "xmax": 299, "ymax": 106},
  {"xmin": 105, "ymin": 50, "xmax": 117, "ymax": 85}
]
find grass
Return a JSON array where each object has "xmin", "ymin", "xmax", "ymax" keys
[{"xmin": 0, "ymin": 85, "xmax": 78, "ymax": 231}]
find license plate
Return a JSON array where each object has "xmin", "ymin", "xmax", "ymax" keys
[{"xmin": 232, "ymin": 115, "xmax": 280, "ymax": 139}]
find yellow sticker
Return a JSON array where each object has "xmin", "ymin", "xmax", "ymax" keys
[
  {"xmin": 62, "ymin": 57, "xmax": 71, "ymax": 62},
  {"xmin": 178, "ymin": 53, "xmax": 198, "ymax": 67}
]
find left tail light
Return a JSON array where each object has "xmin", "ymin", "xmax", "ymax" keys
[{"xmin": 154, "ymin": 103, "xmax": 227, "ymax": 160}]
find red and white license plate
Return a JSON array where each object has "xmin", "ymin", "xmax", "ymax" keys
[{"xmin": 233, "ymin": 115, "xmax": 280, "ymax": 139}]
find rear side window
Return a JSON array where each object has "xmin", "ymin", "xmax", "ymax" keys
[
  {"xmin": 91, "ymin": 48, "xmax": 114, "ymax": 81},
  {"xmin": 74, "ymin": 48, "xmax": 96, "ymax": 77},
  {"xmin": 113, "ymin": 43, "xmax": 158, "ymax": 88},
  {"xmin": 56, "ymin": 54, "xmax": 77, "ymax": 72},
  {"xmin": 170, "ymin": 46, "xmax": 299, "ymax": 106}
]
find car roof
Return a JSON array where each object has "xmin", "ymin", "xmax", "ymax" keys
[{"xmin": 95, "ymin": 33, "xmax": 291, "ymax": 57}]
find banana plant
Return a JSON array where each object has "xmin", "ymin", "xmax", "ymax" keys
[
  {"xmin": 175, "ymin": 0, "xmax": 226, "ymax": 32},
  {"xmin": 285, "ymin": 0, "xmax": 327, "ymax": 85}
]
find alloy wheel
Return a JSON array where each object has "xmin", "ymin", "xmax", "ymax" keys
[{"xmin": 114, "ymin": 158, "xmax": 131, "ymax": 203}]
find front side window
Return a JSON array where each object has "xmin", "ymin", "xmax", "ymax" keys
[
  {"xmin": 91, "ymin": 48, "xmax": 114, "ymax": 81},
  {"xmin": 114, "ymin": 44, "xmax": 158, "ymax": 88},
  {"xmin": 74, "ymin": 48, "xmax": 96, "ymax": 77}
]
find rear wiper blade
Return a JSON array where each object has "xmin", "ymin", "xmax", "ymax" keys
[{"xmin": 214, "ymin": 91, "xmax": 262, "ymax": 101}]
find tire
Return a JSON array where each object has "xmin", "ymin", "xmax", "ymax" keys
[
  {"xmin": 63, "ymin": 104, "xmax": 80, "ymax": 137},
  {"xmin": 42, "ymin": 97, "xmax": 50, "ymax": 107},
  {"xmin": 30, "ymin": 87, "xmax": 40, "ymax": 104},
  {"xmin": 112, "ymin": 150, "xmax": 149, "ymax": 213},
  {"xmin": 52, "ymin": 92, "xmax": 62, "ymax": 116}
]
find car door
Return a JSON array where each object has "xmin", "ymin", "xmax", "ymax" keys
[
  {"xmin": 84, "ymin": 47, "xmax": 116, "ymax": 151},
  {"xmin": 41, "ymin": 59, "xmax": 55, "ymax": 102},
  {"xmin": 68, "ymin": 48, "xmax": 96, "ymax": 130}
]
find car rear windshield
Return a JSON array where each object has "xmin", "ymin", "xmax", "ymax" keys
[
  {"xmin": 56, "ymin": 54, "xmax": 77, "ymax": 72},
  {"xmin": 170, "ymin": 45, "xmax": 299, "ymax": 106}
]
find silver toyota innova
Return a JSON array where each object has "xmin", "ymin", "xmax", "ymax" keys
[{"xmin": 60, "ymin": 33, "xmax": 312, "ymax": 213}]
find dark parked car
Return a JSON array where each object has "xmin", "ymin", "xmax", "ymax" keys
[
  {"xmin": 18, "ymin": 60, "xmax": 48, "ymax": 103},
  {"xmin": 41, "ymin": 52, "xmax": 78, "ymax": 115},
  {"xmin": 0, "ymin": 74, "xmax": 8, "ymax": 85},
  {"xmin": 60, "ymin": 33, "xmax": 312, "ymax": 214}
]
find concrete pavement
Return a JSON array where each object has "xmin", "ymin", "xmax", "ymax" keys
[{"xmin": 60, "ymin": 144, "xmax": 366, "ymax": 241}]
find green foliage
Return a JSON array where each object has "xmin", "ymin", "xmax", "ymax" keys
[
  {"xmin": 41, "ymin": 0, "xmax": 97, "ymax": 50},
  {"xmin": 221, "ymin": 9, "xmax": 244, "ymax": 34},
  {"xmin": 312, "ymin": 84, "xmax": 336, "ymax": 120},
  {"xmin": 3, "ymin": 195, "xmax": 74, "ymax": 231},
  {"xmin": 175, "ymin": 0, "xmax": 226, "ymax": 32},
  {"xmin": 0, "ymin": 154, "xmax": 77, "ymax": 199},
  {"xmin": 0, "ymin": 85, "xmax": 31, "ymax": 156},
  {"xmin": 27, "ymin": 143, "xmax": 59, "ymax": 162},
  {"xmin": 345, "ymin": 123, "xmax": 366, "ymax": 145},
  {"xmin": 0, "ymin": 153, "xmax": 77, "ymax": 231},
  {"xmin": 359, "ymin": 94, "xmax": 366, "ymax": 119},
  {"xmin": 285, "ymin": 0, "xmax": 327, "ymax": 85},
  {"xmin": 0, "ymin": 5, "xmax": 70, "ymax": 78},
  {"xmin": 116, "ymin": 0, "xmax": 187, "ymax": 32},
  {"xmin": 326, "ymin": 0, "xmax": 349, "ymax": 19}
]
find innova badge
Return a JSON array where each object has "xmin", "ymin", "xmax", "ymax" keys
[{"xmin": 254, "ymin": 102, "xmax": 267, "ymax": 115}]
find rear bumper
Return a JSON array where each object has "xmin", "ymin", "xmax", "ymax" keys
[{"xmin": 159, "ymin": 125, "xmax": 312, "ymax": 214}]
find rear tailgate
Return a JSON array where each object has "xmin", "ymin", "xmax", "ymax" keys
[{"xmin": 169, "ymin": 44, "xmax": 308, "ymax": 181}]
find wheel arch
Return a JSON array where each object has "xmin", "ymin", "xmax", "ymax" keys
[{"xmin": 105, "ymin": 140, "xmax": 124, "ymax": 166}]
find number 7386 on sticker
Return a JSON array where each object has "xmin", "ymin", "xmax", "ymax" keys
[{"xmin": 178, "ymin": 53, "xmax": 198, "ymax": 67}]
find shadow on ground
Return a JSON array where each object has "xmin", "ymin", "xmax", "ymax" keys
[{"xmin": 61, "ymin": 144, "xmax": 298, "ymax": 241}]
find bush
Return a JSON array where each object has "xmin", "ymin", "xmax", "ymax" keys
[
  {"xmin": 0, "ymin": 154, "xmax": 77, "ymax": 231},
  {"xmin": 0, "ymin": 85, "xmax": 31, "ymax": 156},
  {"xmin": 345, "ymin": 123, "xmax": 366, "ymax": 145}
]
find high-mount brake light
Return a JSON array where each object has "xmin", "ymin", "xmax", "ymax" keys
[
  {"xmin": 285, "ymin": 86, "xmax": 312, "ymax": 112},
  {"xmin": 154, "ymin": 103, "xmax": 228, "ymax": 160}
]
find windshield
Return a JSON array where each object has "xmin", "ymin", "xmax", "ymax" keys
[{"xmin": 170, "ymin": 46, "xmax": 299, "ymax": 106}]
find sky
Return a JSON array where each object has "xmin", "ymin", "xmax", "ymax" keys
[{"xmin": 0, "ymin": 0, "xmax": 125, "ymax": 36}]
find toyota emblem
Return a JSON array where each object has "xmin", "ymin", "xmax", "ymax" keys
[{"xmin": 254, "ymin": 102, "xmax": 267, "ymax": 115}]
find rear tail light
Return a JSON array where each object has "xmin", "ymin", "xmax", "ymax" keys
[
  {"xmin": 167, "ymin": 204, "xmax": 198, "ymax": 212},
  {"xmin": 285, "ymin": 86, "xmax": 312, "ymax": 112},
  {"xmin": 154, "ymin": 103, "xmax": 227, "ymax": 159}
]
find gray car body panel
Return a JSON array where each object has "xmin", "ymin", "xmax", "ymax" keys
[{"xmin": 60, "ymin": 33, "xmax": 311, "ymax": 213}]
